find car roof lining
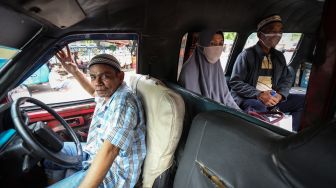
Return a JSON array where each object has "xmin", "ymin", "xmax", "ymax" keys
[
  {"xmin": 0, "ymin": 0, "xmax": 326, "ymax": 96},
  {"xmin": 22, "ymin": 0, "xmax": 86, "ymax": 29},
  {"xmin": 1, "ymin": 0, "xmax": 324, "ymax": 36}
]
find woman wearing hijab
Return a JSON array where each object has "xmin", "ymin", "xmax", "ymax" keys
[{"xmin": 178, "ymin": 30, "xmax": 240, "ymax": 110}]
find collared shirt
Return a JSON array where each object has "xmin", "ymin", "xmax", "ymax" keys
[
  {"xmin": 83, "ymin": 82, "xmax": 146, "ymax": 188},
  {"xmin": 229, "ymin": 43, "xmax": 292, "ymax": 105}
]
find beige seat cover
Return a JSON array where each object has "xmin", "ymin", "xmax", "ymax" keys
[{"xmin": 128, "ymin": 74, "xmax": 185, "ymax": 188}]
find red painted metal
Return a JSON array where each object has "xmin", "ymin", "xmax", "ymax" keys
[
  {"xmin": 27, "ymin": 102, "xmax": 95, "ymax": 123},
  {"xmin": 48, "ymin": 116, "xmax": 85, "ymax": 129},
  {"xmin": 0, "ymin": 96, "xmax": 9, "ymax": 105}
]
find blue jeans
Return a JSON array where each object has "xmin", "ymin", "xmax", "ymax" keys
[
  {"xmin": 240, "ymin": 94, "xmax": 305, "ymax": 131},
  {"xmin": 44, "ymin": 142, "xmax": 89, "ymax": 188}
]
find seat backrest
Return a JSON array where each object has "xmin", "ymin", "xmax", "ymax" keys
[
  {"xmin": 174, "ymin": 111, "xmax": 336, "ymax": 188},
  {"xmin": 128, "ymin": 74, "xmax": 185, "ymax": 188},
  {"xmin": 174, "ymin": 111, "xmax": 288, "ymax": 188}
]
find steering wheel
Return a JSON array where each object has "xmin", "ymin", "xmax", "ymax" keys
[{"xmin": 11, "ymin": 97, "xmax": 82, "ymax": 167}]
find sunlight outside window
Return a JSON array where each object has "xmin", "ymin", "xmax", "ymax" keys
[
  {"xmin": 10, "ymin": 40, "xmax": 137, "ymax": 106},
  {"xmin": 244, "ymin": 33, "xmax": 302, "ymax": 64}
]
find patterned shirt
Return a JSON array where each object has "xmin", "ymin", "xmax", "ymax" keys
[{"xmin": 83, "ymin": 82, "xmax": 146, "ymax": 188}]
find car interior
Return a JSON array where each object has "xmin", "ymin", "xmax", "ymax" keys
[{"xmin": 1, "ymin": 0, "xmax": 336, "ymax": 187}]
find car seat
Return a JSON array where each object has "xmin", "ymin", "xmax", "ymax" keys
[{"xmin": 129, "ymin": 74, "xmax": 185, "ymax": 188}]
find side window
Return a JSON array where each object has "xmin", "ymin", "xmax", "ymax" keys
[
  {"xmin": 244, "ymin": 32, "xmax": 310, "ymax": 91},
  {"xmin": 297, "ymin": 62, "xmax": 311, "ymax": 88},
  {"xmin": 177, "ymin": 33, "xmax": 188, "ymax": 80},
  {"xmin": 244, "ymin": 33, "xmax": 302, "ymax": 64},
  {"xmin": 221, "ymin": 32, "xmax": 237, "ymax": 72},
  {"xmin": 10, "ymin": 39, "xmax": 137, "ymax": 105}
]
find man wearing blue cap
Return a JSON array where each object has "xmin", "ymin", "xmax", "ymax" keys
[
  {"xmin": 229, "ymin": 15, "xmax": 305, "ymax": 131},
  {"xmin": 44, "ymin": 46, "xmax": 146, "ymax": 188}
]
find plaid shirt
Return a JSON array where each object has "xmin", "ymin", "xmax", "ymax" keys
[{"xmin": 83, "ymin": 82, "xmax": 146, "ymax": 188}]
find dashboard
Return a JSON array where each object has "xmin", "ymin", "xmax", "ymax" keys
[{"xmin": 0, "ymin": 102, "xmax": 16, "ymax": 151}]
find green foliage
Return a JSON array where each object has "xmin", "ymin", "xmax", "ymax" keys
[
  {"xmin": 109, "ymin": 45, "xmax": 116, "ymax": 51},
  {"xmin": 290, "ymin": 33, "xmax": 302, "ymax": 41},
  {"xmin": 224, "ymin": 32, "xmax": 237, "ymax": 41}
]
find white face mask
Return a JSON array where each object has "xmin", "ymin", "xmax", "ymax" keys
[
  {"xmin": 203, "ymin": 46, "xmax": 223, "ymax": 64},
  {"xmin": 260, "ymin": 32, "xmax": 282, "ymax": 49}
]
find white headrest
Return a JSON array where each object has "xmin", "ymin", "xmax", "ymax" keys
[{"xmin": 128, "ymin": 74, "xmax": 185, "ymax": 188}]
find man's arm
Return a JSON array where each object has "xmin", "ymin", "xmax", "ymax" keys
[
  {"xmin": 55, "ymin": 45, "xmax": 95, "ymax": 96},
  {"xmin": 270, "ymin": 52, "xmax": 292, "ymax": 100},
  {"xmin": 276, "ymin": 65, "xmax": 292, "ymax": 100},
  {"xmin": 79, "ymin": 141, "xmax": 120, "ymax": 188},
  {"xmin": 229, "ymin": 51, "xmax": 261, "ymax": 98},
  {"xmin": 79, "ymin": 95, "xmax": 138, "ymax": 187}
]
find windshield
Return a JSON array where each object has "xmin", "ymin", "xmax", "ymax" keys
[{"xmin": 9, "ymin": 39, "xmax": 137, "ymax": 106}]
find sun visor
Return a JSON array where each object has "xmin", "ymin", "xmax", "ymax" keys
[
  {"xmin": 23, "ymin": 0, "xmax": 86, "ymax": 29},
  {"xmin": 0, "ymin": 6, "xmax": 42, "ymax": 48}
]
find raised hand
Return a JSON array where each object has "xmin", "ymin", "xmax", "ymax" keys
[{"xmin": 55, "ymin": 45, "xmax": 79, "ymax": 75}]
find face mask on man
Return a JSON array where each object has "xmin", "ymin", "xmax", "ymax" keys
[
  {"xmin": 260, "ymin": 32, "xmax": 282, "ymax": 49},
  {"xmin": 203, "ymin": 46, "xmax": 224, "ymax": 64}
]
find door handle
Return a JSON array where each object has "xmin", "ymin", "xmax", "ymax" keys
[{"xmin": 65, "ymin": 116, "xmax": 84, "ymax": 127}]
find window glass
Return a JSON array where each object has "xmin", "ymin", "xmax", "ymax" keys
[
  {"xmin": 10, "ymin": 40, "xmax": 137, "ymax": 105},
  {"xmin": 293, "ymin": 62, "xmax": 311, "ymax": 90},
  {"xmin": 0, "ymin": 45, "xmax": 21, "ymax": 69},
  {"xmin": 177, "ymin": 33, "xmax": 188, "ymax": 80},
  {"xmin": 244, "ymin": 33, "xmax": 302, "ymax": 64},
  {"xmin": 221, "ymin": 32, "xmax": 237, "ymax": 72}
]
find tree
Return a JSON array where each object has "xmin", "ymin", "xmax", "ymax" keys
[{"xmin": 224, "ymin": 32, "xmax": 237, "ymax": 41}]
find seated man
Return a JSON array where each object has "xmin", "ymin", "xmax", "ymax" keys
[
  {"xmin": 178, "ymin": 30, "xmax": 240, "ymax": 110},
  {"xmin": 44, "ymin": 46, "xmax": 146, "ymax": 188},
  {"xmin": 229, "ymin": 14, "xmax": 305, "ymax": 131}
]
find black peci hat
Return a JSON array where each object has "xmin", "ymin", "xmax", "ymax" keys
[
  {"xmin": 88, "ymin": 54, "xmax": 121, "ymax": 71},
  {"xmin": 257, "ymin": 14, "xmax": 282, "ymax": 31}
]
